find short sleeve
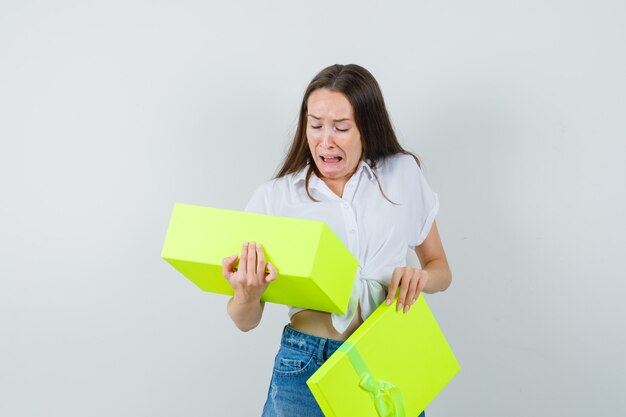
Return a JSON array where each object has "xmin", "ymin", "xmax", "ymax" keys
[
  {"xmin": 404, "ymin": 158, "xmax": 439, "ymax": 248},
  {"xmin": 245, "ymin": 178, "xmax": 284, "ymax": 215},
  {"xmin": 244, "ymin": 183, "xmax": 270, "ymax": 214}
]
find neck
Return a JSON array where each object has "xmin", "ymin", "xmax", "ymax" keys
[{"xmin": 322, "ymin": 178, "xmax": 346, "ymax": 197}]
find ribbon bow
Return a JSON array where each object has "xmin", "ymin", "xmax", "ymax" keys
[
  {"xmin": 359, "ymin": 374, "xmax": 406, "ymax": 417},
  {"xmin": 340, "ymin": 343, "xmax": 406, "ymax": 417}
]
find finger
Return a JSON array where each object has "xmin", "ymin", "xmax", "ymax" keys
[
  {"xmin": 413, "ymin": 270, "xmax": 429, "ymax": 303},
  {"xmin": 396, "ymin": 268, "xmax": 413, "ymax": 312},
  {"xmin": 256, "ymin": 243, "xmax": 267, "ymax": 277},
  {"xmin": 239, "ymin": 242, "xmax": 249, "ymax": 274},
  {"xmin": 386, "ymin": 268, "xmax": 403, "ymax": 305},
  {"xmin": 222, "ymin": 254, "xmax": 238, "ymax": 278},
  {"xmin": 265, "ymin": 262, "xmax": 277, "ymax": 283},
  {"xmin": 404, "ymin": 272, "xmax": 420, "ymax": 313},
  {"xmin": 247, "ymin": 241, "xmax": 257, "ymax": 278}
]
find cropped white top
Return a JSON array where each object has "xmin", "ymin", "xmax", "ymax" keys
[{"xmin": 244, "ymin": 153, "xmax": 439, "ymax": 334}]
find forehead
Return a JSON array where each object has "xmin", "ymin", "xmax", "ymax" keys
[{"xmin": 307, "ymin": 89, "xmax": 354, "ymax": 120}]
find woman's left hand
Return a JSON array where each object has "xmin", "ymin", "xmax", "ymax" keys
[{"xmin": 385, "ymin": 267, "xmax": 429, "ymax": 313}]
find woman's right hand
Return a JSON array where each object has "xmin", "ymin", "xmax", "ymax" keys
[{"xmin": 222, "ymin": 241, "xmax": 277, "ymax": 305}]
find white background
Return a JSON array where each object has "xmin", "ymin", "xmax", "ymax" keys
[{"xmin": 1, "ymin": 1, "xmax": 625, "ymax": 416}]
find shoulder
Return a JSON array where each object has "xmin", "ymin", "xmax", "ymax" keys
[
  {"xmin": 245, "ymin": 178, "xmax": 276, "ymax": 214},
  {"xmin": 245, "ymin": 170, "xmax": 303, "ymax": 214},
  {"xmin": 247, "ymin": 176, "xmax": 284, "ymax": 203},
  {"xmin": 374, "ymin": 152, "xmax": 423, "ymax": 181},
  {"xmin": 370, "ymin": 152, "xmax": 436, "ymax": 204},
  {"xmin": 251, "ymin": 170, "xmax": 300, "ymax": 194}
]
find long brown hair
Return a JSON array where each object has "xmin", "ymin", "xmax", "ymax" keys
[{"xmin": 276, "ymin": 64, "xmax": 420, "ymax": 200}]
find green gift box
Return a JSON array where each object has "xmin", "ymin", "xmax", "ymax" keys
[
  {"xmin": 307, "ymin": 296, "xmax": 460, "ymax": 416},
  {"xmin": 161, "ymin": 203, "xmax": 358, "ymax": 314}
]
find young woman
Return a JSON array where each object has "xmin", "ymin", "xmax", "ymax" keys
[{"xmin": 221, "ymin": 64, "xmax": 451, "ymax": 417}]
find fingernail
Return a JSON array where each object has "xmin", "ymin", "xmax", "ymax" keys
[
  {"xmin": 404, "ymin": 305, "xmax": 410, "ymax": 313},
  {"xmin": 397, "ymin": 303, "xmax": 403, "ymax": 312},
  {"xmin": 386, "ymin": 299, "xmax": 391, "ymax": 305},
  {"xmin": 251, "ymin": 241, "xmax": 255, "ymax": 246},
  {"xmin": 243, "ymin": 241, "xmax": 248, "ymax": 246},
  {"xmin": 256, "ymin": 242, "xmax": 261, "ymax": 248}
]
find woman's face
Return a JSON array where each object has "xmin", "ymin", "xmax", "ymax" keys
[{"xmin": 306, "ymin": 88, "xmax": 363, "ymax": 186}]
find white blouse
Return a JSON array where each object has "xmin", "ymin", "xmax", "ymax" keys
[{"xmin": 244, "ymin": 153, "xmax": 439, "ymax": 334}]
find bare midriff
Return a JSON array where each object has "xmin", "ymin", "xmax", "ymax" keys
[{"xmin": 290, "ymin": 306, "xmax": 363, "ymax": 341}]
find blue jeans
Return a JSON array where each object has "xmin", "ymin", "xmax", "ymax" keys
[{"xmin": 261, "ymin": 325, "xmax": 426, "ymax": 417}]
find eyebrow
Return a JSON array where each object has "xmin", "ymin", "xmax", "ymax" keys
[{"xmin": 307, "ymin": 114, "xmax": 352, "ymax": 122}]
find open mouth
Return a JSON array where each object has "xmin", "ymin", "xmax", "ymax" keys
[{"xmin": 320, "ymin": 155, "xmax": 342, "ymax": 163}]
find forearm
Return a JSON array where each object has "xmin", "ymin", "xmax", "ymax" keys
[
  {"xmin": 422, "ymin": 258, "xmax": 452, "ymax": 294},
  {"xmin": 227, "ymin": 297, "xmax": 264, "ymax": 332}
]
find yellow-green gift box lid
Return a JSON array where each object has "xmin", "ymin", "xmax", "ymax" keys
[
  {"xmin": 161, "ymin": 203, "xmax": 358, "ymax": 314},
  {"xmin": 307, "ymin": 296, "xmax": 460, "ymax": 416}
]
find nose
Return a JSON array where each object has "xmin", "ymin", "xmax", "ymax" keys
[{"xmin": 320, "ymin": 126, "xmax": 335, "ymax": 148}]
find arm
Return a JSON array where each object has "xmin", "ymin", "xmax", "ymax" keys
[
  {"xmin": 227, "ymin": 297, "xmax": 265, "ymax": 333},
  {"xmin": 386, "ymin": 220, "xmax": 452, "ymax": 312},
  {"xmin": 222, "ymin": 242, "xmax": 277, "ymax": 332},
  {"xmin": 415, "ymin": 220, "xmax": 452, "ymax": 294}
]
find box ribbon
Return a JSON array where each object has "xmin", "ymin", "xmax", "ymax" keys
[{"xmin": 338, "ymin": 342, "xmax": 406, "ymax": 417}]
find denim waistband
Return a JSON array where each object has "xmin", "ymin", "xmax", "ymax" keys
[{"xmin": 280, "ymin": 325, "xmax": 345, "ymax": 362}]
